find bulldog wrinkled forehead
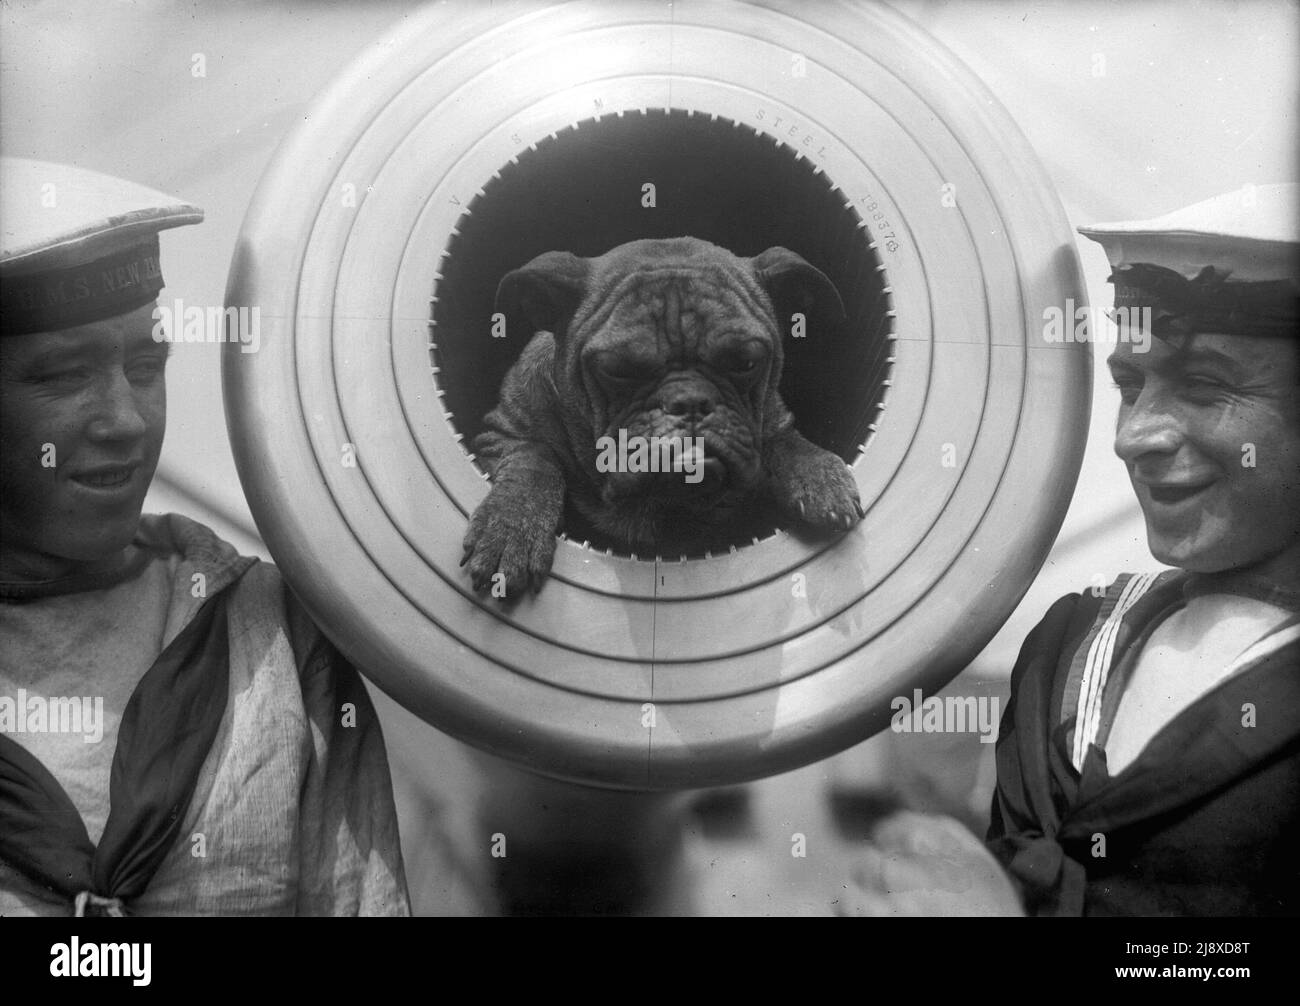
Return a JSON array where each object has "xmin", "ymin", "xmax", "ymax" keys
[
  {"xmin": 495, "ymin": 235, "xmax": 844, "ymax": 337},
  {"xmin": 584, "ymin": 237, "xmax": 775, "ymax": 328},
  {"xmin": 0, "ymin": 157, "xmax": 203, "ymax": 336},
  {"xmin": 591, "ymin": 236, "xmax": 752, "ymax": 278}
]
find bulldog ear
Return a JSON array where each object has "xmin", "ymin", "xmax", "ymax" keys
[
  {"xmin": 751, "ymin": 247, "xmax": 846, "ymax": 327},
  {"xmin": 494, "ymin": 251, "xmax": 589, "ymax": 336}
]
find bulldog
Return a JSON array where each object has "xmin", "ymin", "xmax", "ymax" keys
[{"xmin": 461, "ymin": 236, "xmax": 863, "ymax": 596}]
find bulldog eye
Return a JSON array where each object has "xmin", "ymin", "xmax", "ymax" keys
[{"xmin": 717, "ymin": 342, "xmax": 768, "ymax": 375}]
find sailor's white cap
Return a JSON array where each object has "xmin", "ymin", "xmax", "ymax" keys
[
  {"xmin": 1078, "ymin": 183, "xmax": 1298, "ymax": 282},
  {"xmin": 1, "ymin": 158, "xmax": 202, "ymax": 335},
  {"xmin": 1078, "ymin": 184, "xmax": 1298, "ymax": 338}
]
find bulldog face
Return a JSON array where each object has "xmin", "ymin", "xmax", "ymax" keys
[
  {"xmin": 466, "ymin": 237, "xmax": 859, "ymax": 592},
  {"xmin": 580, "ymin": 264, "xmax": 776, "ymax": 500},
  {"xmin": 496, "ymin": 237, "xmax": 841, "ymax": 508}
]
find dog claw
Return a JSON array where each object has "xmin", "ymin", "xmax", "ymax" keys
[{"xmin": 797, "ymin": 500, "xmax": 806, "ymax": 518}]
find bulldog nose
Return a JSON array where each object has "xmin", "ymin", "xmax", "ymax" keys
[{"xmin": 663, "ymin": 387, "xmax": 716, "ymax": 420}]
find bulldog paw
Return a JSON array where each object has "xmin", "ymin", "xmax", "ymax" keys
[
  {"xmin": 772, "ymin": 449, "xmax": 863, "ymax": 533},
  {"xmin": 461, "ymin": 482, "xmax": 560, "ymax": 597}
]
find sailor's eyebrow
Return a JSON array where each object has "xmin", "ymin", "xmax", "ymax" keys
[
  {"xmin": 1168, "ymin": 346, "xmax": 1248, "ymax": 380},
  {"xmin": 20, "ymin": 343, "xmax": 105, "ymax": 372},
  {"xmin": 12, "ymin": 327, "xmax": 168, "ymax": 375},
  {"xmin": 1107, "ymin": 346, "xmax": 1248, "ymax": 382}
]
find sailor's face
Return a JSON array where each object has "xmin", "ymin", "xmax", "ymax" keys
[
  {"xmin": 1109, "ymin": 332, "xmax": 1300, "ymax": 574},
  {"xmin": 0, "ymin": 303, "xmax": 167, "ymax": 565}
]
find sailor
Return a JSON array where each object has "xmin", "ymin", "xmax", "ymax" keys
[
  {"xmin": 845, "ymin": 183, "xmax": 1299, "ymax": 916},
  {"xmin": 0, "ymin": 158, "xmax": 410, "ymax": 916}
]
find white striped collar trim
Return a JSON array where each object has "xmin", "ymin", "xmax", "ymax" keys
[{"xmin": 1071, "ymin": 572, "xmax": 1163, "ymax": 771}]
